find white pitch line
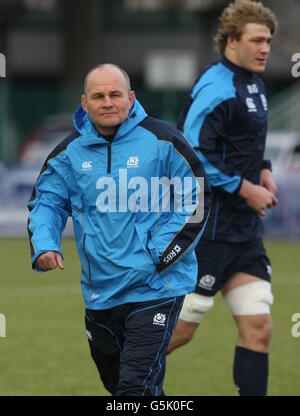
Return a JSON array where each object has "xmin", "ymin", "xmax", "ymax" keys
[{"xmin": 0, "ymin": 284, "xmax": 82, "ymax": 298}]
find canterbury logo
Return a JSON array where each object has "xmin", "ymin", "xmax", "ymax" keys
[{"xmin": 82, "ymin": 161, "xmax": 93, "ymax": 171}]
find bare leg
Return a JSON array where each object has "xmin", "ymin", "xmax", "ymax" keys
[{"xmin": 167, "ymin": 320, "xmax": 199, "ymax": 354}]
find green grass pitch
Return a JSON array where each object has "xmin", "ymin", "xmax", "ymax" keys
[{"xmin": 0, "ymin": 238, "xmax": 299, "ymax": 396}]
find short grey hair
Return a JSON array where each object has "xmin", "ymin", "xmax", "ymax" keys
[{"xmin": 83, "ymin": 63, "xmax": 131, "ymax": 96}]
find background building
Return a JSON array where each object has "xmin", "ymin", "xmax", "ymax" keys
[
  {"xmin": 0, "ymin": 0, "xmax": 299, "ymax": 159},
  {"xmin": 0, "ymin": 0, "xmax": 299, "ymax": 237}
]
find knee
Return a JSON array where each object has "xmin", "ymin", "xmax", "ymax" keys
[
  {"xmin": 238, "ymin": 314, "xmax": 273, "ymax": 352},
  {"xmin": 251, "ymin": 314, "xmax": 273, "ymax": 346}
]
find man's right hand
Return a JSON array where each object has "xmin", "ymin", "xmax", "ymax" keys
[
  {"xmin": 35, "ymin": 251, "xmax": 64, "ymax": 271},
  {"xmin": 238, "ymin": 179, "xmax": 278, "ymax": 216}
]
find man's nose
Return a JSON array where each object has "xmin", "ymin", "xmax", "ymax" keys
[
  {"xmin": 103, "ymin": 96, "xmax": 113, "ymax": 106},
  {"xmin": 261, "ymin": 41, "xmax": 270, "ymax": 54}
]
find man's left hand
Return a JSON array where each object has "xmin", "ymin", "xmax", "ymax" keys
[{"xmin": 260, "ymin": 169, "xmax": 278, "ymax": 198}]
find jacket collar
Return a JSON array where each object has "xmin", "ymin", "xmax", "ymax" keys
[
  {"xmin": 221, "ymin": 55, "xmax": 255, "ymax": 81},
  {"xmin": 73, "ymin": 98, "xmax": 148, "ymax": 146}
]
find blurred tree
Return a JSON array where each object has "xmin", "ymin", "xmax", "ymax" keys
[
  {"xmin": 61, "ymin": 0, "xmax": 102, "ymax": 88},
  {"xmin": 160, "ymin": 0, "xmax": 181, "ymax": 9}
]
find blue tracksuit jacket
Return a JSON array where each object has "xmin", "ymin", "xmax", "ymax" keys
[
  {"xmin": 28, "ymin": 98, "xmax": 211, "ymax": 310},
  {"xmin": 178, "ymin": 55, "xmax": 272, "ymax": 242}
]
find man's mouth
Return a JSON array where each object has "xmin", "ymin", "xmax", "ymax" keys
[{"xmin": 257, "ymin": 58, "xmax": 266, "ymax": 64}]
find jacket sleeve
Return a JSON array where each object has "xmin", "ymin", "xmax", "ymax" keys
[
  {"xmin": 27, "ymin": 154, "xmax": 71, "ymax": 271},
  {"xmin": 261, "ymin": 159, "xmax": 272, "ymax": 170},
  {"xmin": 182, "ymin": 83, "xmax": 242, "ymax": 194},
  {"xmin": 147, "ymin": 129, "xmax": 212, "ymax": 272}
]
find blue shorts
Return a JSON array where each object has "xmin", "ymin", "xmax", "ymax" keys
[
  {"xmin": 85, "ymin": 296, "xmax": 184, "ymax": 396},
  {"xmin": 194, "ymin": 239, "xmax": 271, "ymax": 297}
]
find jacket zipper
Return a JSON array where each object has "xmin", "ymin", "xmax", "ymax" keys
[
  {"xmin": 107, "ymin": 142, "xmax": 111, "ymax": 174},
  {"xmin": 146, "ymin": 231, "xmax": 152, "ymax": 256},
  {"xmin": 82, "ymin": 233, "xmax": 91, "ymax": 281}
]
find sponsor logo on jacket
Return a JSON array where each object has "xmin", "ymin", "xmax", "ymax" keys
[
  {"xmin": 260, "ymin": 94, "xmax": 268, "ymax": 111},
  {"xmin": 82, "ymin": 161, "xmax": 93, "ymax": 171},
  {"xmin": 247, "ymin": 84, "xmax": 258, "ymax": 94},
  {"xmin": 127, "ymin": 156, "xmax": 139, "ymax": 168},
  {"xmin": 245, "ymin": 97, "xmax": 257, "ymax": 112},
  {"xmin": 162, "ymin": 244, "xmax": 182, "ymax": 264}
]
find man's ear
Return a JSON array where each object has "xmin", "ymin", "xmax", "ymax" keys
[
  {"xmin": 227, "ymin": 36, "xmax": 237, "ymax": 50},
  {"xmin": 129, "ymin": 90, "xmax": 136, "ymax": 109},
  {"xmin": 81, "ymin": 95, "xmax": 88, "ymax": 113}
]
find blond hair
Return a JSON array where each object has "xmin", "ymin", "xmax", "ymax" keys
[{"xmin": 215, "ymin": 0, "xmax": 277, "ymax": 54}]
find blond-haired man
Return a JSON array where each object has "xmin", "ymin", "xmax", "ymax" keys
[{"xmin": 168, "ymin": 1, "xmax": 278, "ymax": 396}]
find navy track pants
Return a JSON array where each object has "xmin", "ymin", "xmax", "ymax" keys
[{"xmin": 85, "ymin": 296, "xmax": 184, "ymax": 396}]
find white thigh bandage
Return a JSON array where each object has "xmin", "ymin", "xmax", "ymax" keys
[
  {"xmin": 224, "ymin": 280, "xmax": 273, "ymax": 316},
  {"xmin": 179, "ymin": 293, "xmax": 214, "ymax": 324}
]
